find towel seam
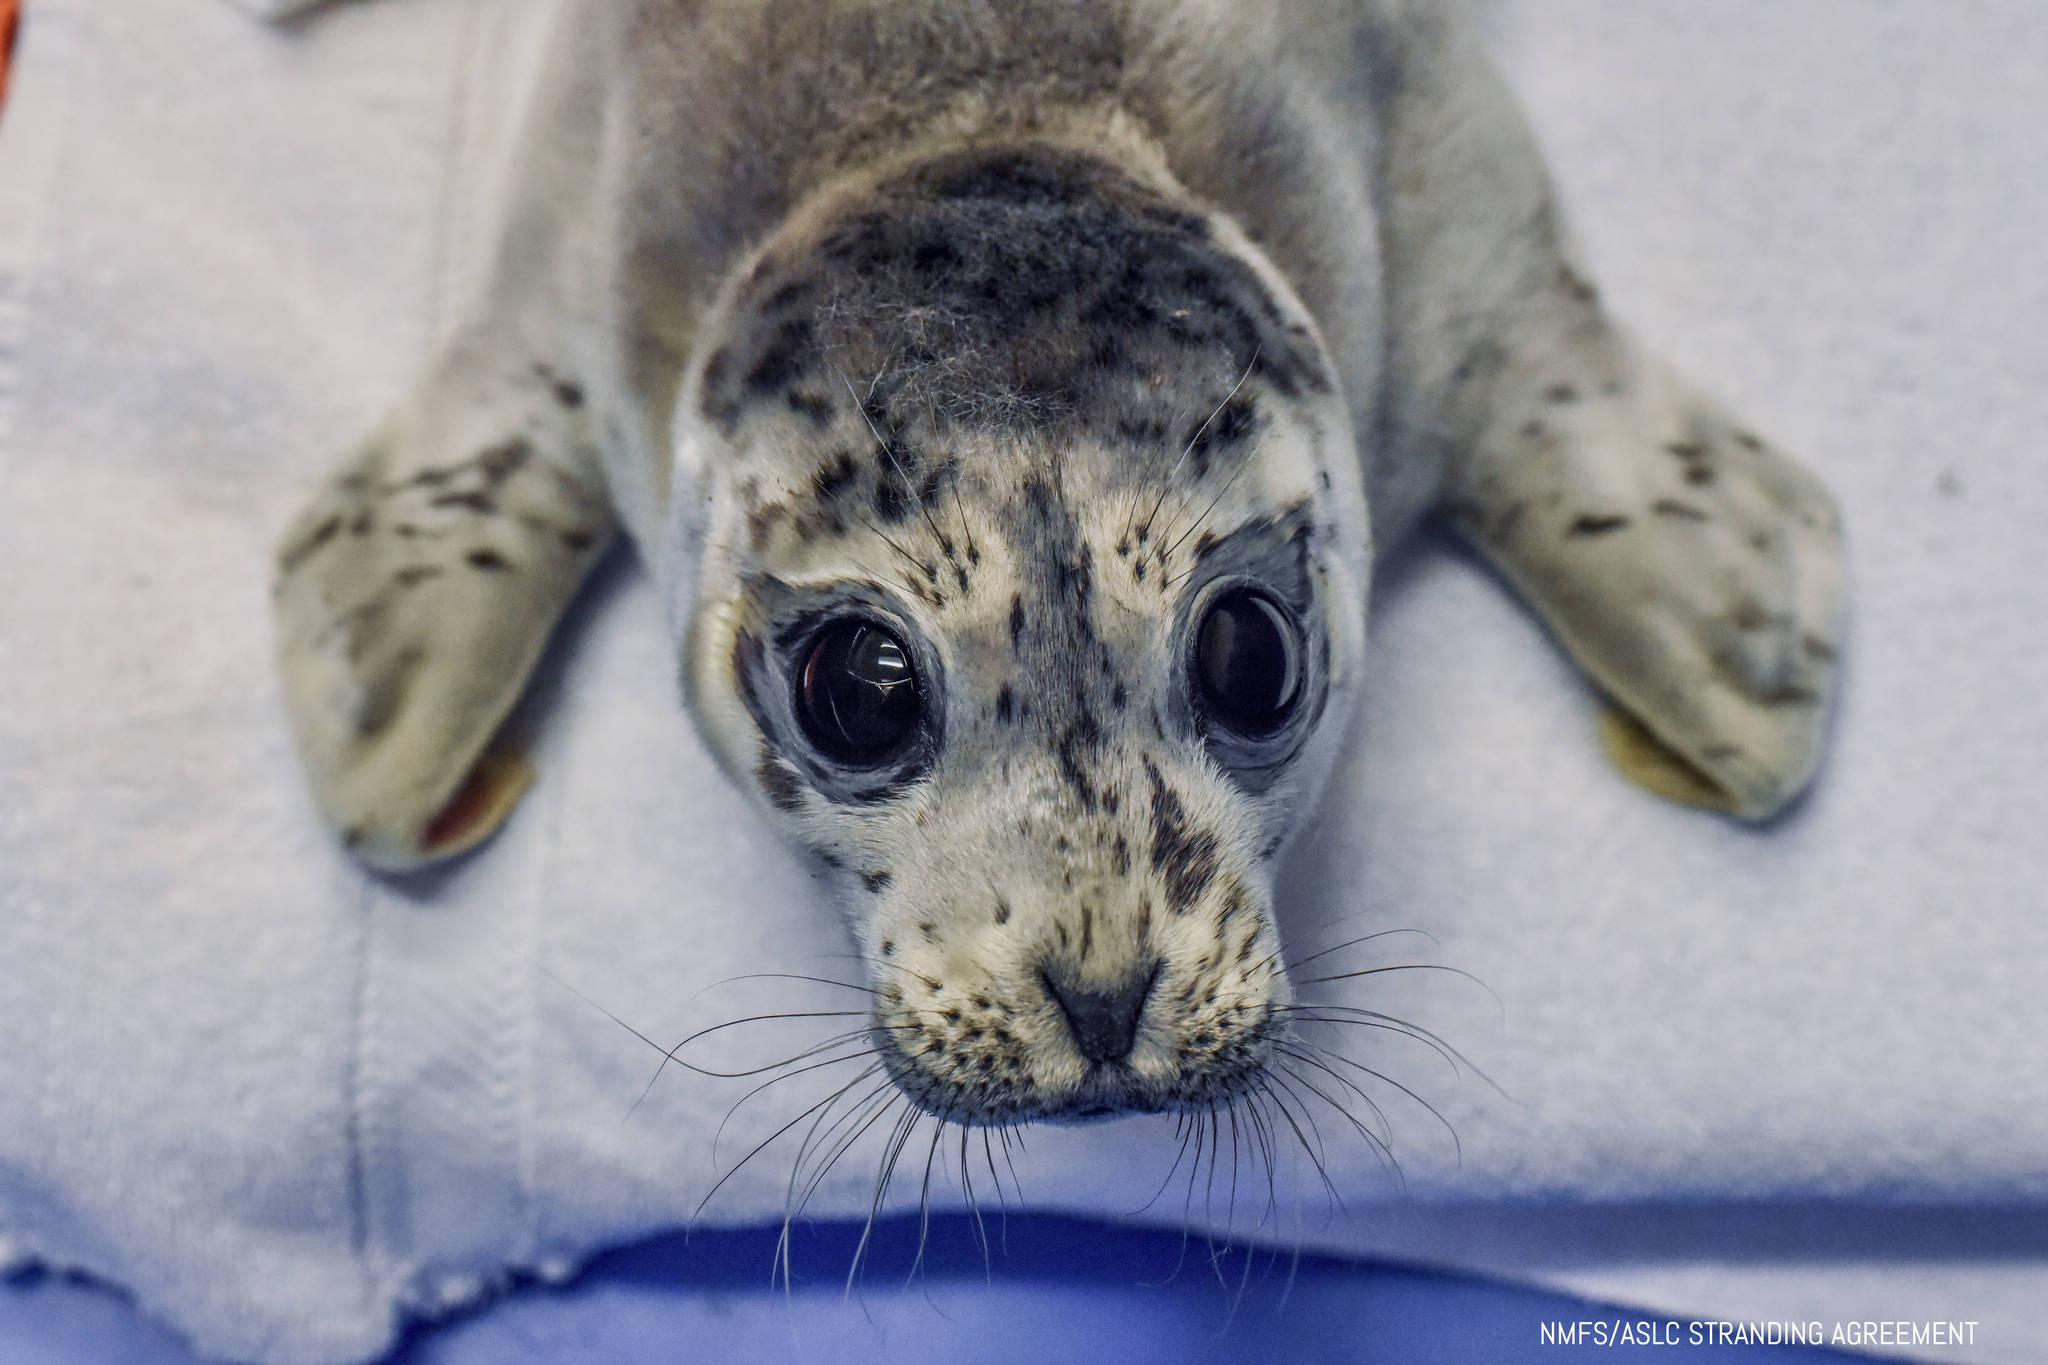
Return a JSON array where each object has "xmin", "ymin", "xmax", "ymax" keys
[{"xmin": 351, "ymin": 0, "xmax": 498, "ymax": 1312}]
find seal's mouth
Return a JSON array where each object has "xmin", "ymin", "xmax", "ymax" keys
[{"xmin": 870, "ymin": 1006, "xmax": 1275, "ymax": 1127}]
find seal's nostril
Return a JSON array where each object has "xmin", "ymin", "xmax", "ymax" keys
[{"xmin": 1040, "ymin": 958, "xmax": 1162, "ymax": 1064}]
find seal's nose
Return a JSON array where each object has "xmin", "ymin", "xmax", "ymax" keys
[{"xmin": 1040, "ymin": 959, "xmax": 1162, "ymax": 1065}]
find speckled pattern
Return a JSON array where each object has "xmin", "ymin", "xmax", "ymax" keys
[{"xmin": 270, "ymin": 0, "xmax": 1840, "ymax": 1134}]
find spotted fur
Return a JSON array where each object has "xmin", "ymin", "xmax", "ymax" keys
[{"xmin": 273, "ymin": 0, "xmax": 1844, "ymax": 1125}]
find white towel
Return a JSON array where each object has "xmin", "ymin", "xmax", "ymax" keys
[{"xmin": 1, "ymin": 1, "xmax": 2043, "ymax": 1362}]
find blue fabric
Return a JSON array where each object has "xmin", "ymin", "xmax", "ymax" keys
[{"xmin": 2, "ymin": 1215, "xmax": 1878, "ymax": 1365}]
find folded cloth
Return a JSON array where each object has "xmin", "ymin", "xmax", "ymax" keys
[{"xmin": 0, "ymin": 1, "xmax": 2043, "ymax": 1362}]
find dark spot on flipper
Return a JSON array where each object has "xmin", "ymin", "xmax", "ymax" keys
[
  {"xmin": 1665, "ymin": 442, "xmax": 1707, "ymax": 461},
  {"xmin": 350, "ymin": 512, "xmax": 375, "ymax": 536},
  {"xmin": 552, "ymin": 380, "xmax": 584, "ymax": 409},
  {"xmin": 466, "ymin": 549, "xmax": 512, "ymax": 572},
  {"xmin": 433, "ymin": 491, "xmax": 497, "ymax": 514},
  {"xmin": 995, "ymin": 685, "xmax": 1016, "ymax": 724},
  {"xmin": 1759, "ymin": 684, "xmax": 1821, "ymax": 708},
  {"xmin": 1802, "ymin": 634, "xmax": 1838, "ymax": 663},
  {"xmin": 1558, "ymin": 266, "xmax": 1599, "ymax": 304},
  {"xmin": 1009, "ymin": 595, "xmax": 1026, "ymax": 649},
  {"xmin": 1701, "ymin": 743, "xmax": 1744, "ymax": 762},
  {"xmin": 1567, "ymin": 514, "xmax": 1631, "ymax": 537},
  {"xmin": 391, "ymin": 565, "xmax": 444, "ymax": 590},
  {"xmin": 1686, "ymin": 466, "xmax": 1717, "ymax": 488},
  {"xmin": 476, "ymin": 438, "xmax": 531, "ymax": 483},
  {"xmin": 560, "ymin": 527, "xmax": 597, "ymax": 552},
  {"xmin": 342, "ymin": 827, "xmax": 364, "ymax": 851},
  {"xmin": 351, "ymin": 648, "xmax": 422, "ymax": 740},
  {"xmin": 993, "ymin": 898, "xmax": 1011, "ymax": 926},
  {"xmin": 1651, "ymin": 499, "xmax": 1709, "ymax": 521},
  {"xmin": 280, "ymin": 515, "xmax": 342, "ymax": 574},
  {"xmin": 860, "ymin": 869, "xmax": 893, "ymax": 894},
  {"xmin": 1543, "ymin": 382, "xmax": 1579, "ymax": 404},
  {"xmin": 1729, "ymin": 598, "xmax": 1783, "ymax": 632}
]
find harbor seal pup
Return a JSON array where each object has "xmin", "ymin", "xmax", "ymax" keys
[{"xmin": 272, "ymin": 0, "xmax": 1843, "ymax": 1124}]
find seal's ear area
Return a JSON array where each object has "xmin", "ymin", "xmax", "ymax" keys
[
  {"xmin": 272, "ymin": 411, "xmax": 613, "ymax": 872},
  {"xmin": 1447, "ymin": 337, "xmax": 1844, "ymax": 821}
]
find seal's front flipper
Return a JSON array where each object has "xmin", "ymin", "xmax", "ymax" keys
[
  {"xmin": 1446, "ymin": 334, "xmax": 1844, "ymax": 819},
  {"xmin": 1361, "ymin": 6, "xmax": 1846, "ymax": 819},
  {"xmin": 273, "ymin": 364, "xmax": 613, "ymax": 870}
]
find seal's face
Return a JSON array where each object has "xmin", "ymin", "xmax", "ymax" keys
[{"xmin": 669, "ymin": 148, "xmax": 1371, "ymax": 1123}]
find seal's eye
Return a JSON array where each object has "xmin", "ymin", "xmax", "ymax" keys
[
  {"xmin": 795, "ymin": 619, "xmax": 922, "ymax": 766},
  {"xmin": 1193, "ymin": 589, "xmax": 1301, "ymax": 736}
]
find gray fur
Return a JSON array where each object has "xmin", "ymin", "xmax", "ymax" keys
[{"xmin": 273, "ymin": 0, "xmax": 1843, "ymax": 1123}]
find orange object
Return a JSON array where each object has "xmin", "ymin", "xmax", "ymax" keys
[{"xmin": 0, "ymin": 0, "xmax": 18, "ymax": 114}]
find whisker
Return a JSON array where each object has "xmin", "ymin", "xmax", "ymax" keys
[
  {"xmin": 1298, "ymin": 961, "xmax": 1501, "ymax": 1009},
  {"xmin": 1202, "ymin": 1102, "xmax": 1224, "ymax": 1228},
  {"xmin": 700, "ymin": 1062, "xmax": 882, "ymax": 1221},
  {"xmin": 1137, "ymin": 346, "xmax": 1259, "ymax": 547},
  {"xmin": 1277, "ymin": 1004, "xmax": 1505, "ymax": 1094},
  {"xmin": 1282, "ymin": 928, "xmax": 1444, "ymax": 976},
  {"xmin": 787, "ymin": 1078, "xmax": 902, "ymax": 1233},
  {"xmin": 1246, "ymin": 1091, "xmax": 1281, "ymax": 1227},
  {"xmin": 712, "ymin": 972, "xmax": 880, "ymax": 996},
  {"xmin": 540, "ymin": 968, "xmax": 670, "ymax": 1061},
  {"xmin": 909, "ymin": 1117, "xmax": 949, "ymax": 1285},
  {"xmin": 843, "ymin": 374, "xmax": 958, "ymax": 560},
  {"xmin": 1133, "ymin": 1105, "xmax": 1205, "ymax": 1217},
  {"xmin": 778, "ymin": 1080, "xmax": 903, "ymax": 1292},
  {"xmin": 1294, "ymin": 1043, "xmax": 1465, "ymax": 1164},
  {"xmin": 855, "ymin": 518, "xmax": 942, "ymax": 598},
  {"xmin": 1258, "ymin": 1074, "xmax": 1344, "ymax": 1215},
  {"xmin": 1275, "ymin": 1055, "xmax": 1406, "ymax": 1195},
  {"xmin": 1119, "ymin": 397, "xmax": 1196, "ymax": 542},
  {"xmin": 1274, "ymin": 1042, "xmax": 1395, "ymax": 1152},
  {"xmin": 959, "ymin": 1124, "xmax": 991, "ymax": 1278},
  {"xmin": 847, "ymin": 1104, "xmax": 924, "ymax": 1295},
  {"xmin": 711, "ymin": 1037, "xmax": 882, "ymax": 1163}
]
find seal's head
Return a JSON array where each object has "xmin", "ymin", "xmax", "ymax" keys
[{"xmin": 667, "ymin": 144, "xmax": 1371, "ymax": 1123}]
